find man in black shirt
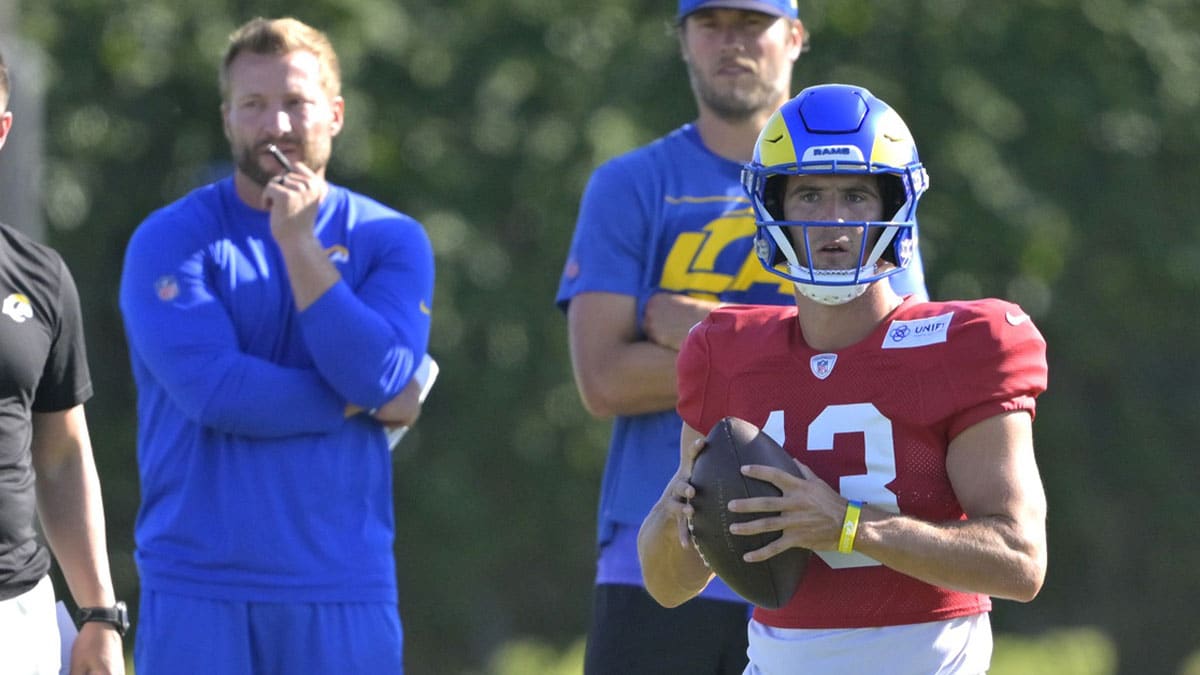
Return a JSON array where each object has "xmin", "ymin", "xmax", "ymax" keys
[{"xmin": 0, "ymin": 46, "xmax": 125, "ymax": 674}]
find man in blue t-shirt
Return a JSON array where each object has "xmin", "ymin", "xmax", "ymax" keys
[
  {"xmin": 555, "ymin": 2, "xmax": 928, "ymax": 672},
  {"xmin": 119, "ymin": 18, "xmax": 434, "ymax": 674}
]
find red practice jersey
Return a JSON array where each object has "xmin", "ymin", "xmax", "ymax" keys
[{"xmin": 677, "ymin": 295, "xmax": 1048, "ymax": 629}]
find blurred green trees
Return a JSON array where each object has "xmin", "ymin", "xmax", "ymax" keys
[{"xmin": 8, "ymin": 0, "xmax": 1199, "ymax": 672}]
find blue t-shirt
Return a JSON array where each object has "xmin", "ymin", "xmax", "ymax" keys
[
  {"xmin": 556, "ymin": 124, "xmax": 927, "ymax": 602},
  {"xmin": 119, "ymin": 178, "xmax": 434, "ymax": 603}
]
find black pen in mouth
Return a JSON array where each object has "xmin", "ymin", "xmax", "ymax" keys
[{"xmin": 266, "ymin": 144, "xmax": 294, "ymax": 173}]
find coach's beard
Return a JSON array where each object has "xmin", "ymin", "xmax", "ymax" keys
[
  {"xmin": 689, "ymin": 65, "xmax": 784, "ymax": 123},
  {"xmin": 235, "ymin": 140, "xmax": 328, "ymax": 187}
]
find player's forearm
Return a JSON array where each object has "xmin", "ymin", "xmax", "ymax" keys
[
  {"xmin": 854, "ymin": 509, "xmax": 1046, "ymax": 602},
  {"xmin": 642, "ymin": 292, "xmax": 722, "ymax": 351},
  {"xmin": 35, "ymin": 449, "xmax": 116, "ymax": 607},
  {"xmin": 573, "ymin": 340, "xmax": 681, "ymax": 417},
  {"xmin": 637, "ymin": 502, "xmax": 713, "ymax": 607},
  {"xmin": 187, "ymin": 361, "xmax": 347, "ymax": 436},
  {"xmin": 275, "ymin": 231, "xmax": 341, "ymax": 311},
  {"xmin": 122, "ymin": 289, "xmax": 348, "ymax": 436},
  {"xmin": 569, "ymin": 292, "xmax": 683, "ymax": 417}
]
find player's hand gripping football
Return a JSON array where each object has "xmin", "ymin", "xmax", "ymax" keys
[
  {"xmin": 637, "ymin": 428, "xmax": 720, "ymax": 608},
  {"xmin": 727, "ymin": 460, "xmax": 850, "ymax": 562},
  {"xmin": 659, "ymin": 435, "xmax": 707, "ymax": 550}
]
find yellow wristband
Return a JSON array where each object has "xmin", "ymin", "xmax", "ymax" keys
[{"xmin": 838, "ymin": 500, "xmax": 862, "ymax": 554}]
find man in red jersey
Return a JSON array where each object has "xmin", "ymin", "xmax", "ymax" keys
[{"xmin": 638, "ymin": 83, "xmax": 1048, "ymax": 674}]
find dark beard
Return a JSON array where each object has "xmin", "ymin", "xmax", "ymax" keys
[
  {"xmin": 235, "ymin": 142, "xmax": 286, "ymax": 188},
  {"xmin": 688, "ymin": 63, "xmax": 781, "ymax": 123},
  {"xmin": 234, "ymin": 140, "xmax": 326, "ymax": 187}
]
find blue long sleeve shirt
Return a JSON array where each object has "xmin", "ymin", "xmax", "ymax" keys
[{"xmin": 119, "ymin": 178, "xmax": 434, "ymax": 602}]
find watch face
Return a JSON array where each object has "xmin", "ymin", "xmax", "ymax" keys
[{"xmin": 114, "ymin": 600, "xmax": 130, "ymax": 629}]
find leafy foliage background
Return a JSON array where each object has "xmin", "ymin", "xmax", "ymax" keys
[{"xmin": 3, "ymin": 0, "xmax": 1198, "ymax": 672}]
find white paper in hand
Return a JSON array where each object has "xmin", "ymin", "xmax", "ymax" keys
[{"xmin": 387, "ymin": 354, "xmax": 439, "ymax": 450}]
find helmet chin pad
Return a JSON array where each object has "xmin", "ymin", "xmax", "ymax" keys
[{"xmin": 789, "ymin": 265, "xmax": 873, "ymax": 305}]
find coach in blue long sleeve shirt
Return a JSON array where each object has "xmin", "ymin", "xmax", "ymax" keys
[{"xmin": 118, "ymin": 18, "xmax": 434, "ymax": 675}]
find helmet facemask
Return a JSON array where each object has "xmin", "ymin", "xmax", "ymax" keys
[{"xmin": 746, "ymin": 162, "xmax": 922, "ymax": 306}]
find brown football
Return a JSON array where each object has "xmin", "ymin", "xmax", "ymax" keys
[{"xmin": 688, "ymin": 416, "xmax": 811, "ymax": 609}]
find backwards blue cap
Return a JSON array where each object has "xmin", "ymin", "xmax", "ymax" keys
[{"xmin": 676, "ymin": 0, "xmax": 799, "ymax": 21}]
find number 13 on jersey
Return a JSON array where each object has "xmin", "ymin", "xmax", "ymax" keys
[{"xmin": 761, "ymin": 403, "xmax": 899, "ymax": 569}]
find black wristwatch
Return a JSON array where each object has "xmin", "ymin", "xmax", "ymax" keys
[{"xmin": 75, "ymin": 601, "xmax": 129, "ymax": 637}]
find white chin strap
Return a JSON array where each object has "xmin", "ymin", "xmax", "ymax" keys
[{"xmin": 788, "ymin": 266, "xmax": 872, "ymax": 306}]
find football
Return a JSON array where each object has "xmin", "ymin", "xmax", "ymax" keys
[{"xmin": 688, "ymin": 416, "xmax": 811, "ymax": 609}]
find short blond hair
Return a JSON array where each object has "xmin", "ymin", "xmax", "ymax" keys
[{"xmin": 219, "ymin": 17, "xmax": 341, "ymax": 102}]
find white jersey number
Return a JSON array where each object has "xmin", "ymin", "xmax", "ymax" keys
[{"xmin": 763, "ymin": 404, "xmax": 898, "ymax": 569}]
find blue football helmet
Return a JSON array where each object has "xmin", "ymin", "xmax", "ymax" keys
[{"xmin": 741, "ymin": 83, "xmax": 928, "ymax": 305}]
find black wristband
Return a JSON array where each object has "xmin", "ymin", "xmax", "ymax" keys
[{"xmin": 75, "ymin": 600, "xmax": 129, "ymax": 637}]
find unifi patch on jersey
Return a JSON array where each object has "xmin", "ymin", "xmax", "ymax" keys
[
  {"xmin": 882, "ymin": 311, "xmax": 954, "ymax": 349},
  {"xmin": 810, "ymin": 353, "xmax": 837, "ymax": 380}
]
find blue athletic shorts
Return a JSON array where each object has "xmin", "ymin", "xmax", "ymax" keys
[{"xmin": 134, "ymin": 589, "xmax": 403, "ymax": 675}]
